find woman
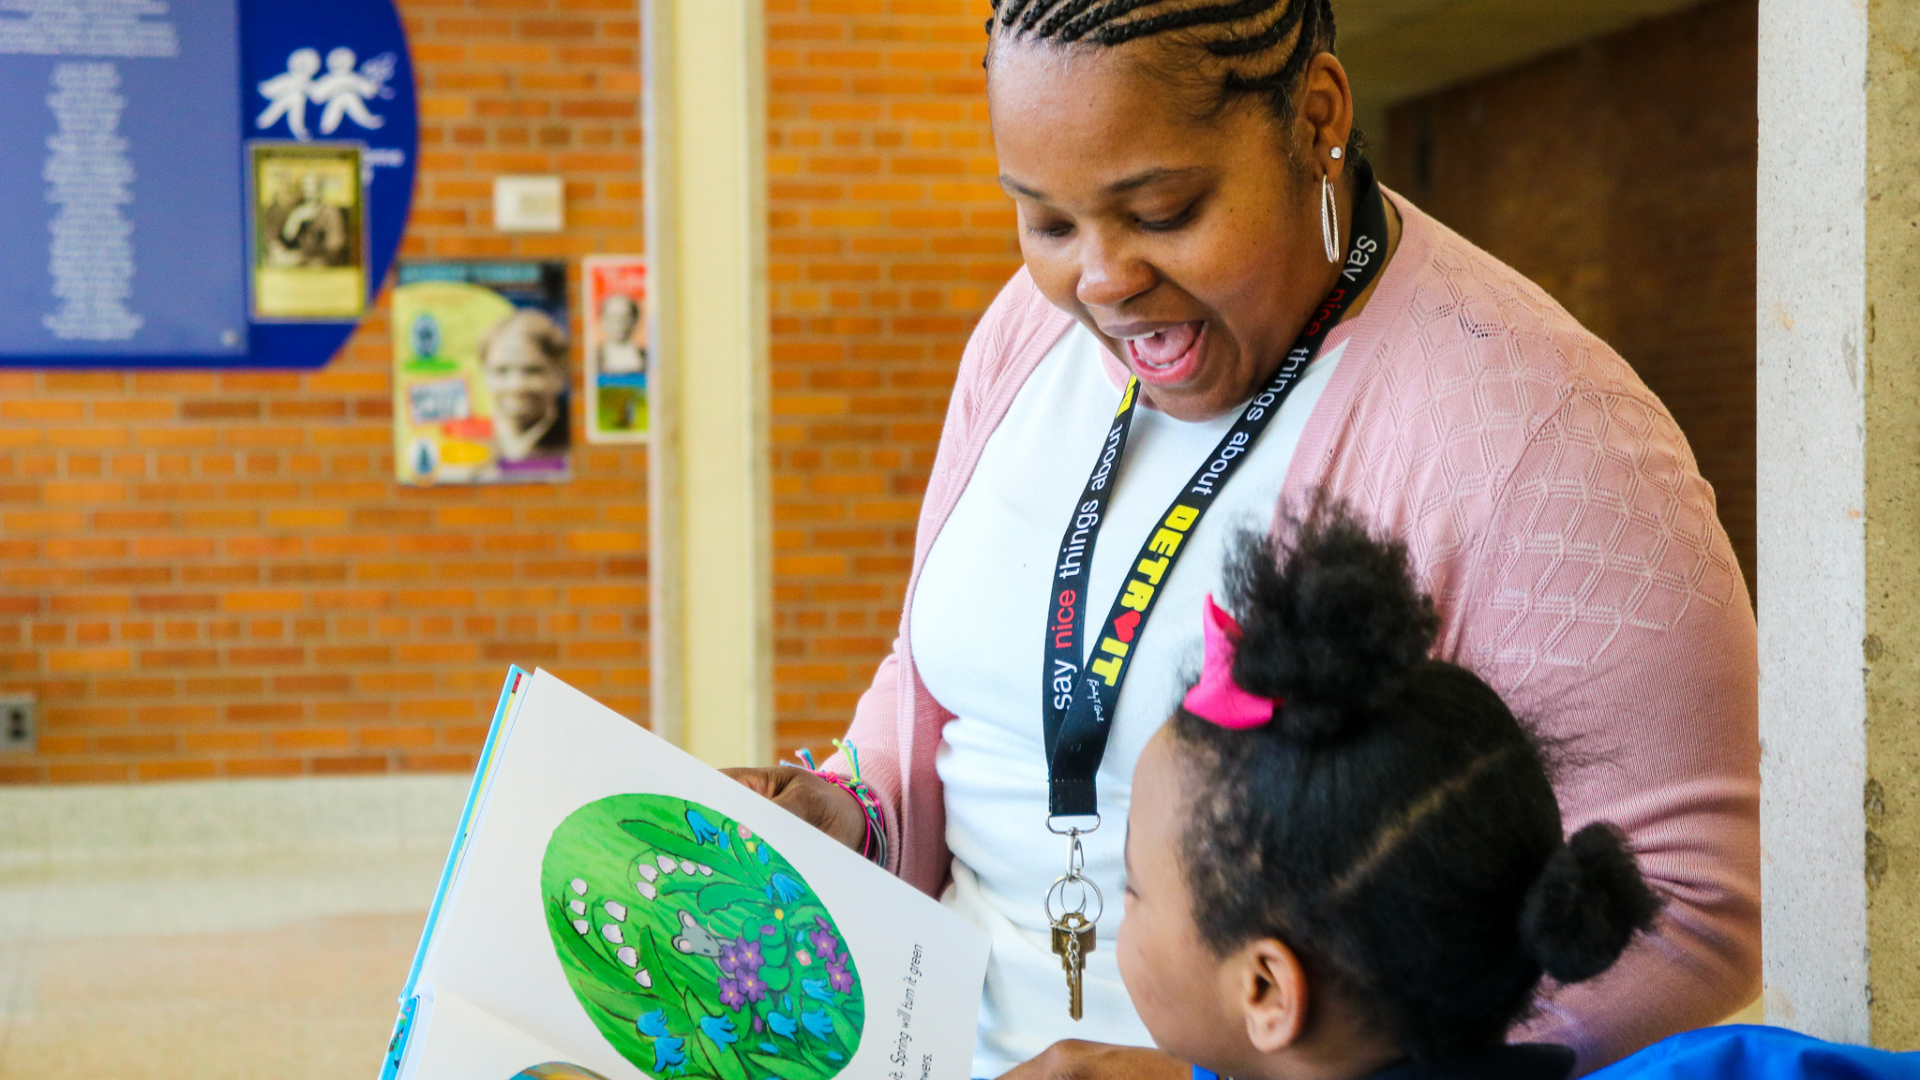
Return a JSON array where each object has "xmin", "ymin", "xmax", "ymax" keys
[
  {"xmin": 480, "ymin": 308, "xmax": 571, "ymax": 467},
  {"xmin": 729, "ymin": 2, "xmax": 1759, "ymax": 1077}
]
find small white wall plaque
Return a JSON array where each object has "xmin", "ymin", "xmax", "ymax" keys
[{"xmin": 494, "ymin": 175, "xmax": 565, "ymax": 232}]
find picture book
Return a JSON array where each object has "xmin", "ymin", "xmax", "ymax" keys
[{"xmin": 380, "ymin": 668, "xmax": 991, "ymax": 1080}]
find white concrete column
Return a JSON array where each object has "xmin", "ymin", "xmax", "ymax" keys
[
  {"xmin": 643, "ymin": 0, "xmax": 774, "ymax": 767},
  {"xmin": 1758, "ymin": 0, "xmax": 1919, "ymax": 1048}
]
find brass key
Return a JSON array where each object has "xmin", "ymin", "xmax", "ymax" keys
[{"xmin": 1050, "ymin": 910, "xmax": 1096, "ymax": 1020}]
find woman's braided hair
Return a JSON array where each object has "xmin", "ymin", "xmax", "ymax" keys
[{"xmin": 987, "ymin": 0, "xmax": 1347, "ymax": 137}]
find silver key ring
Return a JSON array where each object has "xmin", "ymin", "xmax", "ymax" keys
[{"xmin": 1045, "ymin": 870, "xmax": 1105, "ymax": 927}]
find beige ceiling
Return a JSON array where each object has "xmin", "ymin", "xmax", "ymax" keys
[{"xmin": 1336, "ymin": 0, "xmax": 1706, "ymax": 111}]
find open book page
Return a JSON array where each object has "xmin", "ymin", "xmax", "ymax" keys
[
  {"xmin": 403, "ymin": 986, "xmax": 626, "ymax": 1080},
  {"xmin": 412, "ymin": 669, "xmax": 990, "ymax": 1080}
]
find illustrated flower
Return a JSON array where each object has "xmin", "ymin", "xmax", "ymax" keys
[
  {"xmin": 653, "ymin": 1036, "xmax": 687, "ymax": 1074},
  {"xmin": 800, "ymin": 1008, "xmax": 834, "ymax": 1040},
  {"xmin": 637, "ymin": 1010, "xmax": 672, "ymax": 1038},
  {"xmin": 808, "ymin": 917, "xmax": 840, "ymax": 962},
  {"xmin": 757, "ymin": 844, "xmax": 772, "ymax": 865},
  {"xmin": 795, "ymin": 949, "xmax": 811, "ymax": 967},
  {"xmin": 570, "ymin": 878, "xmax": 588, "ymax": 896},
  {"xmin": 760, "ymin": 1042, "xmax": 779, "ymax": 1054},
  {"xmin": 604, "ymin": 901, "xmax": 627, "ymax": 921},
  {"xmin": 636, "ymin": 968, "xmax": 653, "ymax": 988},
  {"xmin": 741, "ymin": 972, "xmax": 770, "ymax": 1005},
  {"xmin": 700, "ymin": 1015, "xmax": 739, "ymax": 1047},
  {"xmin": 602, "ymin": 923, "xmax": 624, "ymax": 945},
  {"xmin": 766, "ymin": 1011, "xmax": 797, "ymax": 1039},
  {"xmin": 638, "ymin": 1008, "xmax": 689, "ymax": 1070},
  {"xmin": 739, "ymin": 825, "xmax": 754, "ymax": 840},
  {"xmin": 699, "ymin": 864, "xmax": 715, "ymax": 875},
  {"xmin": 686, "ymin": 809, "xmax": 722, "ymax": 845},
  {"xmin": 721, "ymin": 935, "xmax": 763, "ymax": 977},
  {"xmin": 638, "ymin": 863, "xmax": 659, "ymax": 882},
  {"xmin": 617, "ymin": 946, "xmax": 638, "ymax": 967},
  {"xmin": 826, "ymin": 958, "xmax": 853, "ymax": 995},
  {"xmin": 572, "ymin": 919, "xmax": 590, "ymax": 936},
  {"xmin": 657, "ymin": 854, "xmax": 678, "ymax": 873},
  {"xmin": 719, "ymin": 976, "xmax": 747, "ymax": 1010},
  {"xmin": 767, "ymin": 874, "xmax": 805, "ymax": 903},
  {"xmin": 801, "ymin": 978, "xmax": 831, "ymax": 1004},
  {"xmin": 569, "ymin": 899, "xmax": 585, "ymax": 915},
  {"xmin": 679, "ymin": 859, "xmax": 696, "ymax": 874},
  {"xmin": 635, "ymin": 880, "xmax": 657, "ymax": 900}
]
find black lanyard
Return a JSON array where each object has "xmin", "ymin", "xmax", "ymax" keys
[{"xmin": 1042, "ymin": 161, "xmax": 1389, "ymax": 818}]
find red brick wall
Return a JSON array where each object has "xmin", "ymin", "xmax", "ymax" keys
[
  {"xmin": 765, "ymin": 0, "xmax": 1014, "ymax": 761},
  {"xmin": 0, "ymin": 0, "xmax": 648, "ymax": 784},
  {"xmin": 0, "ymin": 0, "xmax": 1758, "ymax": 783},
  {"xmin": 1380, "ymin": 0, "xmax": 1758, "ymax": 590},
  {"xmin": 0, "ymin": 0, "xmax": 1018, "ymax": 783}
]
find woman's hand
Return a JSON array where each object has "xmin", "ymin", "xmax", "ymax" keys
[
  {"xmin": 723, "ymin": 766, "xmax": 868, "ymax": 853},
  {"xmin": 1002, "ymin": 1042, "xmax": 1188, "ymax": 1080}
]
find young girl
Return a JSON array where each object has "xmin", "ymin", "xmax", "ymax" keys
[{"xmin": 1116, "ymin": 509, "xmax": 1661, "ymax": 1080}]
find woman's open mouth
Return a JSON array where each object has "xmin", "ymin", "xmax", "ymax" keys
[{"xmin": 1122, "ymin": 321, "xmax": 1205, "ymax": 388}]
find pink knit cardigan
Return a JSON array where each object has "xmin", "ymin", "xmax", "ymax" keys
[{"xmin": 826, "ymin": 192, "xmax": 1760, "ymax": 1073}]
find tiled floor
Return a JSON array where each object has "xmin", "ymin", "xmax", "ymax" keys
[{"xmin": 0, "ymin": 777, "xmax": 467, "ymax": 1080}]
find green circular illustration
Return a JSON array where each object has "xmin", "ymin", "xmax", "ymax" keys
[{"xmin": 541, "ymin": 795, "xmax": 865, "ymax": 1080}]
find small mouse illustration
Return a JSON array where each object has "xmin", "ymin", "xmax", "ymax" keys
[{"xmin": 671, "ymin": 909, "xmax": 723, "ymax": 958}]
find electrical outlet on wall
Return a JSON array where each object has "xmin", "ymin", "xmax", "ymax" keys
[{"xmin": 1, "ymin": 694, "xmax": 35, "ymax": 753}]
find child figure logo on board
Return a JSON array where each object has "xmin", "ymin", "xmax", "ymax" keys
[{"xmin": 256, "ymin": 47, "xmax": 397, "ymax": 141}]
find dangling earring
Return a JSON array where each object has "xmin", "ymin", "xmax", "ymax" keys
[{"xmin": 1320, "ymin": 171, "xmax": 1341, "ymax": 264}]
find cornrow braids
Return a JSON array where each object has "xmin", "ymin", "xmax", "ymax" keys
[
  {"xmin": 986, "ymin": 0, "xmax": 1345, "ymax": 137},
  {"xmin": 1168, "ymin": 508, "xmax": 1659, "ymax": 1064}
]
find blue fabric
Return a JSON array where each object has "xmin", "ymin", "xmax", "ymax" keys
[
  {"xmin": 1591, "ymin": 1027, "xmax": 1920, "ymax": 1080},
  {"xmin": 1192, "ymin": 1029, "xmax": 1920, "ymax": 1080}
]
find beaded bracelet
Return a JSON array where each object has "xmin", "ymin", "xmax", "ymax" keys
[{"xmin": 789, "ymin": 741, "xmax": 889, "ymax": 869}]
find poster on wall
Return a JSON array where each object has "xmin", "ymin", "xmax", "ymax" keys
[
  {"xmin": 581, "ymin": 256, "xmax": 648, "ymax": 444},
  {"xmin": 0, "ymin": 0, "xmax": 250, "ymax": 360},
  {"xmin": 249, "ymin": 142, "xmax": 367, "ymax": 321},
  {"xmin": 391, "ymin": 262, "xmax": 571, "ymax": 486}
]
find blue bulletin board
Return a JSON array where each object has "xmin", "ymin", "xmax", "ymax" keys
[{"xmin": 0, "ymin": 0, "xmax": 417, "ymax": 369}]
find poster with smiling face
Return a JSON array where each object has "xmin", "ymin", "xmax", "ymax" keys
[{"xmin": 391, "ymin": 261, "xmax": 571, "ymax": 485}]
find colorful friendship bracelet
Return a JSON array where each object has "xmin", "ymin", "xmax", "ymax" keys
[{"xmin": 790, "ymin": 741, "xmax": 889, "ymax": 869}]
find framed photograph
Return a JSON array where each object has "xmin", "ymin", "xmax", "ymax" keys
[
  {"xmin": 582, "ymin": 255, "xmax": 648, "ymax": 443},
  {"xmin": 390, "ymin": 261, "xmax": 571, "ymax": 486},
  {"xmin": 248, "ymin": 141, "xmax": 367, "ymax": 321}
]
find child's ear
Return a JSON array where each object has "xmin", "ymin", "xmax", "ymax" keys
[{"xmin": 1235, "ymin": 938, "xmax": 1310, "ymax": 1053}]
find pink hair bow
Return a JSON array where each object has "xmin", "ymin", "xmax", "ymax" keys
[{"xmin": 1182, "ymin": 595, "xmax": 1281, "ymax": 729}]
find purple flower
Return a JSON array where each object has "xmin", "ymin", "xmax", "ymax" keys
[
  {"xmin": 719, "ymin": 976, "xmax": 747, "ymax": 1011},
  {"xmin": 719, "ymin": 938, "xmax": 744, "ymax": 976},
  {"xmin": 738, "ymin": 936, "xmax": 764, "ymax": 974},
  {"xmin": 742, "ymin": 972, "xmax": 770, "ymax": 1004},
  {"xmin": 809, "ymin": 917, "xmax": 840, "ymax": 963},
  {"xmin": 826, "ymin": 958, "xmax": 853, "ymax": 995}
]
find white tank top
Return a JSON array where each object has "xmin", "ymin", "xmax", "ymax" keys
[{"xmin": 910, "ymin": 322, "xmax": 1345, "ymax": 1076}]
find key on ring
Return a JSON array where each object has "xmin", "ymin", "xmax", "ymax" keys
[{"xmin": 1050, "ymin": 910, "xmax": 1096, "ymax": 1020}]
